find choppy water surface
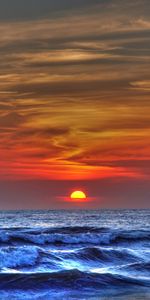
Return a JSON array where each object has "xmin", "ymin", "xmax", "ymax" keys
[{"xmin": 0, "ymin": 209, "xmax": 149, "ymax": 299}]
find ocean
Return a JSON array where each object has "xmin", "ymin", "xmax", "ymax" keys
[{"xmin": 0, "ymin": 209, "xmax": 149, "ymax": 299}]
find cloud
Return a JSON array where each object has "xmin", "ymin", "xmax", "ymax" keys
[
  {"xmin": 130, "ymin": 80, "xmax": 150, "ymax": 91},
  {"xmin": 0, "ymin": 0, "xmax": 99, "ymax": 21},
  {"xmin": 0, "ymin": 112, "xmax": 24, "ymax": 128},
  {"xmin": 0, "ymin": 0, "xmax": 149, "ymax": 182},
  {"xmin": 18, "ymin": 127, "xmax": 70, "ymax": 138}
]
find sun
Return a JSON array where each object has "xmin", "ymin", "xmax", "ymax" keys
[{"xmin": 70, "ymin": 190, "xmax": 86, "ymax": 201}]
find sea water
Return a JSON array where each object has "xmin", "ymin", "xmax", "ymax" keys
[{"xmin": 0, "ymin": 209, "xmax": 149, "ymax": 299}]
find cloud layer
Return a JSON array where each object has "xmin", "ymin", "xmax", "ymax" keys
[{"xmin": 0, "ymin": 0, "xmax": 150, "ymax": 184}]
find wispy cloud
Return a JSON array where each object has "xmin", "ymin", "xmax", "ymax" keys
[{"xmin": 0, "ymin": 0, "xmax": 150, "ymax": 181}]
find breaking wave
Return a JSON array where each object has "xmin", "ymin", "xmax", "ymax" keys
[{"xmin": 0, "ymin": 227, "xmax": 149, "ymax": 246}]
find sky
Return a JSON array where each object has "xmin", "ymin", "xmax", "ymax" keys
[{"xmin": 0, "ymin": 0, "xmax": 150, "ymax": 209}]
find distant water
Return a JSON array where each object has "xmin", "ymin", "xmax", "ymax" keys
[{"xmin": 0, "ymin": 209, "xmax": 149, "ymax": 299}]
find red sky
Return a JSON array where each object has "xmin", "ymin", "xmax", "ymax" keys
[{"xmin": 0, "ymin": 0, "xmax": 150, "ymax": 209}]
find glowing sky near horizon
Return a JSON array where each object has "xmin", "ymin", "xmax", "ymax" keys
[{"xmin": 0, "ymin": 0, "xmax": 150, "ymax": 208}]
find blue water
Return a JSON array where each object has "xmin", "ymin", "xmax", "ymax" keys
[{"xmin": 0, "ymin": 209, "xmax": 149, "ymax": 299}]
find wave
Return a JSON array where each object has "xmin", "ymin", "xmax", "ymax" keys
[
  {"xmin": 0, "ymin": 246, "xmax": 62, "ymax": 270},
  {"xmin": 124, "ymin": 262, "xmax": 150, "ymax": 273},
  {"xmin": 59, "ymin": 246, "xmax": 142, "ymax": 264},
  {"xmin": 0, "ymin": 225, "xmax": 149, "ymax": 296},
  {"xmin": 0, "ymin": 227, "xmax": 149, "ymax": 246},
  {"xmin": 0, "ymin": 269, "xmax": 149, "ymax": 290},
  {"xmin": 0, "ymin": 246, "xmax": 39, "ymax": 269},
  {"xmin": 0, "ymin": 244, "xmax": 149, "ymax": 273}
]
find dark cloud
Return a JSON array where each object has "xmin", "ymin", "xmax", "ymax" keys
[
  {"xmin": 26, "ymin": 58, "xmax": 138, "ymax": 69},
  {"xmin": 9, "ymin": 79, "xmax": 129, "ymax": 97},
  {"xmin": 0, "ymin": 0, "xmax": 100, "ymax": 21},
  {"xmin": 0, "ymin": 0, "xmax": 149, "ymax": 22},
  {"xmin": 0, "ymin": 30, "xmax": 150, "ymax": 55},
  {"xmin": 0, "ymin": 112, "xmax": 24, "ymax": 128},
  {"xmin": 82, "ymin": 117, "xmax": 150, "ymax": 133},
  {"xmin": 18, "ymin": 127, "xmax": 70, "ymax": 138},
  {"xmin": 107, "ymin": 160, "xmax": 150, "ymax": 169}
]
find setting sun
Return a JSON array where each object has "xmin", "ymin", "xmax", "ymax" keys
[{"xmin": 70, "ymin": 190, "xmax": 86, "ymax": 201}]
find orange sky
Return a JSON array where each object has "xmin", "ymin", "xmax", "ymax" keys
[{"xmin": 0, "ymin": 1, "xmax": 150, "ymax": 208}]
